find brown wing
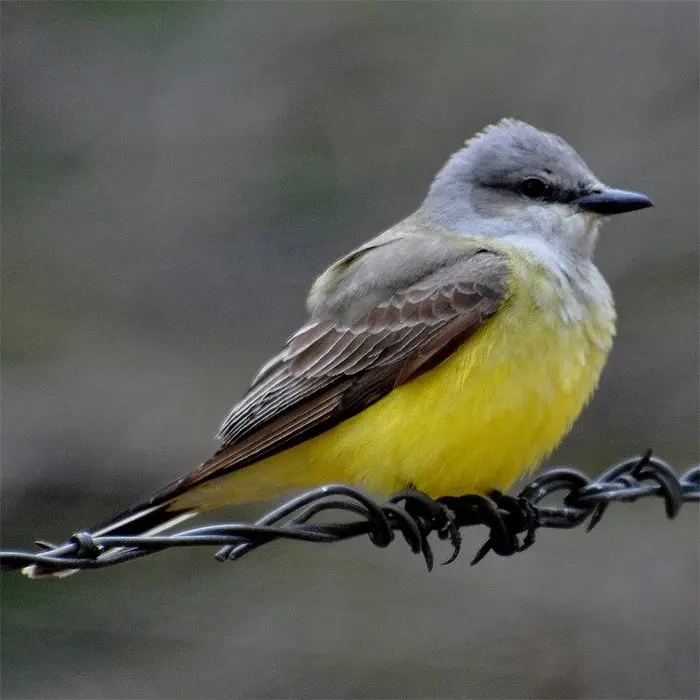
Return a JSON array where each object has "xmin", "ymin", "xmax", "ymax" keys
[
  {"xmin": 161, "ymin": 251, "xmax": 508, "ymax": 495},
  {"xmin": 153, "ymin": 250, "xmax": 509, "ymax": 501}
]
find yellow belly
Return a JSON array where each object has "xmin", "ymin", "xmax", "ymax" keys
[{"xmin": 175, "ymin": 263, "xmax": 615, "ymax": 507}]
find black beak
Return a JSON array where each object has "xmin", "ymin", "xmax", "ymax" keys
[{"xmin": 574, "ymin": 188, "xmax": 653, "ymax": 215}]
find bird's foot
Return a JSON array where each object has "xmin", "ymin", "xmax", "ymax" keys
[
  {"xmin": 468, "ymin": 491, "xmax": 539, "ymax": 565},
  {"xmin": 390, "ymin": 490, "xmax": 461, "ymax": 570}
]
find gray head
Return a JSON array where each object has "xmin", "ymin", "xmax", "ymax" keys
[{"xmin": 420, "ymin": 119, "xmax": 652, "ymax": 257}]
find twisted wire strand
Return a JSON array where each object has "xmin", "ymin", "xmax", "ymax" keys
[{"xmin": 2, "ymin": 452, "xmax": 697, "ymax": 576}]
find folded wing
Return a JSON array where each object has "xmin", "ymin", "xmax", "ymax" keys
[{"xmin": 167, "ymin": 249, "xmax": 510, "ymax": 496}]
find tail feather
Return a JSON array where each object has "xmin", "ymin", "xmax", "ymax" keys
[
  {"xmin": 91, "ymin": 501, "xmax": 195, "ymax": 538},
  {"xmin": 22, "ymin": 500, "xmax": 197, "ymax": 579}
]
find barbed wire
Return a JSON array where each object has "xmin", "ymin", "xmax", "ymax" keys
[{"xmin": 1, "ymin": 451, "xmax": 698, "ymax": 577}]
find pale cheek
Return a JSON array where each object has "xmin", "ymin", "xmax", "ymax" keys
[
  {"xmin": 554, "ymin": 209, "xmax": 603, "ymax": 253},
  {"xmin": 573, "ymin": 211, "xmax": 603, "ymax": 235},
  {"xmin": 503, "ymin": 203, "xmax": 573, "ymax": 235}
]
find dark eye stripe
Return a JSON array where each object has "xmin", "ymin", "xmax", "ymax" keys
[
  {"xmin": 512, "ymin": 181, "xmax": 581, "ymax": 204},
  {"xmin": 479, "ymin": 176, "xmax": 586, "ymax": 205},
  {"xmin": 519, "ymin": 178, "xmax": 548, "ymax": 199}
]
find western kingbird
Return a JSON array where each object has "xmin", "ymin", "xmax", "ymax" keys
[{"xmin": 24, "ymin": 119, "xmax": 652, "ymax": 578}]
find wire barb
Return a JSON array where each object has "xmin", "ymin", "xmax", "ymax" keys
[{"xmin": 2, "ymin": 453, "xmax": 697, "ymax": 577}]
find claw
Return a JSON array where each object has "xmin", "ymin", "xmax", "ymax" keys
[
  {"xmin": 439, "ymin": 508, "xmax": 462, "ymax": 566},
  {"xmin": 422, "ymin": 541, "xmax": 434, "ymax": 572},
  {"xmin": 467, "ymin": 491, "xmax": 540, "ymax": 565},
  {"xmin": 470, "ymin": 540, "xmax": 492, "ymax": 566}
]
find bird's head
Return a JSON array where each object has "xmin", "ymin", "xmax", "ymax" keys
[{"xmin": 422, "ymin": 119, "xmax": 652, "ymax": 257}]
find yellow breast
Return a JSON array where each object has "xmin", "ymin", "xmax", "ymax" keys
[
  {"xmin": 305, "ymin": 261, "xmax": 614, "ymax": 496},
  {"xmin": 182, "ymin": 249, "xmax": 615, "ymax": 506}
]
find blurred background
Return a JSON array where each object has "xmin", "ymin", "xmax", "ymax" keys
[{"xmin": 2, "ymin": 3, "xmax": 698, "ymax": 698}]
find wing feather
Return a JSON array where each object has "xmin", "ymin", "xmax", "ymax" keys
[{"xmin": 152, "ymin": 249, "xmax": 509, "ymax": 501}]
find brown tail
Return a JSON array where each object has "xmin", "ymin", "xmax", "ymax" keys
[
  {"xmin": 21, "ymin": 499, "xmax": 197, "ymax": 579},
  {"xmin": 22, "ymin": 443, "xmax": 251, "ymax": 579}
]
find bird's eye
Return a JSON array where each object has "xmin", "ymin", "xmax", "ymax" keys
[{"xmin": 518, "ymin": 178, "xmax": 549, "ymax": 199}]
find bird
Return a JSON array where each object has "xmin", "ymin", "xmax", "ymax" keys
[{"xmin": 23, "ymin": 118, "xmax": 652, "ymax": 578}]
